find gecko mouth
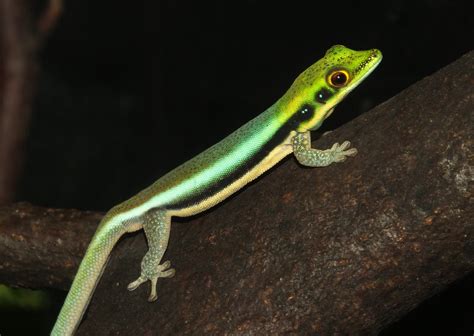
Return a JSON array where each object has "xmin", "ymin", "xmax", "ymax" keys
[
  {"xmin": 324, "ymin": 108, "xmax": 335, "ymax": 119},
  {"xmin": 353, "ymin": 49, "xmax": 383, "ymax": 84},
  {"xmin": 337, "ymin": 51, "xmax": 382, "ymax": 101}
]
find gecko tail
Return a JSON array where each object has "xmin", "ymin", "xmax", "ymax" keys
[{"xmin": 51, "ymin": 216, "xmax": 134, "ymax": 336}]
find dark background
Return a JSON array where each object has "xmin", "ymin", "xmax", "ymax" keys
[{"xmin": 2, "ymin": 0, "xmax": 473, "ymax": 334}]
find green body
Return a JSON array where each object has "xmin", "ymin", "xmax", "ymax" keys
[{"xmin": 52, "ymin": 45, "xmax": 382, "ymax": 335}]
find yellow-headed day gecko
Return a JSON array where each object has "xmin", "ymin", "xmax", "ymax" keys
[{"xmin": 52, "ymin": 45, "xmax": 382, "ymax": 335}]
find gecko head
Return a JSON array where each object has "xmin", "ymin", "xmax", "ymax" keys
[{"xmin": 278, "ymin": 45, "xmax": 382, "ymax": 132}]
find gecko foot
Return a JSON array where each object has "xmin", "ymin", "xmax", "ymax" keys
[
  {"xmin": 127, "ymin": 256, "xmax": 175, "ymax": 302},
  {"xmin": 329, "ymin": 141, "xmax": 358, "ymax": 163}
]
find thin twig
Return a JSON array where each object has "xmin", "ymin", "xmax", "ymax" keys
[
  {"xmin": 0, "ymin": 0, "xmax": 36, "ymax": 204},
  {"xmin": 37, "ymin": 0, "xmax": 63, "ymax": 37}
]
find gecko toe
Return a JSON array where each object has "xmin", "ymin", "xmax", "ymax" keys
[
  {"xmin": 160, "ymin": 260, "xmax": 171, "ymax": 269},
  {"xmin": 162, "ymin": 268, "xmax": 176, "ymax": 278},
  {"xmin": 127, "ymin": 276, "xmax": 146, "ymax": 291}
]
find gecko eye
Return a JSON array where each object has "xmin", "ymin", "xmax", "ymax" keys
[
  {"xmin": 328, "ymin": 69, "xmax": 350, "ymax": 88},
  {"xmin": 315, "ymin": 88, "xmax": 333, "ymax": 104}
]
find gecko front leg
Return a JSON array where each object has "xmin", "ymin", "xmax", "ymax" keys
[
  {"xmin": 127, "ymin": 209, "xmax": 175, "ymax": 302},
  {"xmin": 292, "ymin": 131, "xmax": 357, "ymax": 167}
]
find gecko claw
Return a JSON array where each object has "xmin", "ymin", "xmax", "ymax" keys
[
  {"xmin": 159, "ymin": 260, "xmax": 176, "ymax": 278},
  {"xmin": 148, "ymin": 277, "xmax": 158, "ymax": 302},
  {"xmin": 127, "ymin": 256, "xmax": 175, "ymax": 302},
  {"xmin": 161, "ymin": 268, "xmax": 176, "ymax": 278},
  {"xmin": 331, "ymin": 141, "xmax": 357, "ymax": 163},
  {"xmin": 161, "ymin": 260, "xmax": 171, "ymax": 270},
  {"xmin": 127, "ymin": 276, "xmax": 146, "ymax": 291}
]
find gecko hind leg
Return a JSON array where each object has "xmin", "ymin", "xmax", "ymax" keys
[{"xmin": 127, "ymin": 209, "xmax": 175, "ymax": 302}]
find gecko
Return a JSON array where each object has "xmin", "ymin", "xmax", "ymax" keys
[{"xmin": 52, "ymin": 45, "xmax": 382, "ymax": 335}]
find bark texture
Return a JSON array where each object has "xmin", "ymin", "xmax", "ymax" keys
[
  {"xmin": 0, "ymin": 202, "xmax": 101, "ymax": 290},
  {"xmin": 0, "ymin": 51, "xmax": 472, "ymax": 335}
]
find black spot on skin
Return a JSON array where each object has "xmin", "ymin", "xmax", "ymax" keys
[
  {"xmin": 298, "ymin": 104, "xmax": 315, "ymax": 122},
  {"xmin": 315, "ymin": 88, "xmax": 333, "ymax": 104}
]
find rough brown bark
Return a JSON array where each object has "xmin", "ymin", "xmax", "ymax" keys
[
  {"xmin": 0, "ymin": 202, "xmax": 101, "ymax": 290},
  {"xmin": 0, "ymin": 51, "xmax": 473, "ymax": 334}
]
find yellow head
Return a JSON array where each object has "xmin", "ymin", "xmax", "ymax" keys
[{"xmin": 279, "ymin": 45, "xmax": 382, "ymax": 132}]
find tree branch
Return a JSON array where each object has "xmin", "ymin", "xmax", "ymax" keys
[{"xmin": 0, "ymin": 202, "xmax": 101, "ymax": 290}]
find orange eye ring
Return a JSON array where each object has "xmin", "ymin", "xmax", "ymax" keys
[{"xmin": 328, "ymin": 69, "xmax": 350, "ymax": 88}]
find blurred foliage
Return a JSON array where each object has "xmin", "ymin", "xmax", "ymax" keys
[
  {"xmin": 0, "ymin": 284, "xmax": 49, "ymax": 310},
  {"xmin": 0, "ymin": 284, "xmax": 59, "ymax": 335}
]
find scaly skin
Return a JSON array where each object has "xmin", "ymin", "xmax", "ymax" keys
[{"xmin": 52, "ymin": 45, "xmax": 382, "ymax": 335}]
